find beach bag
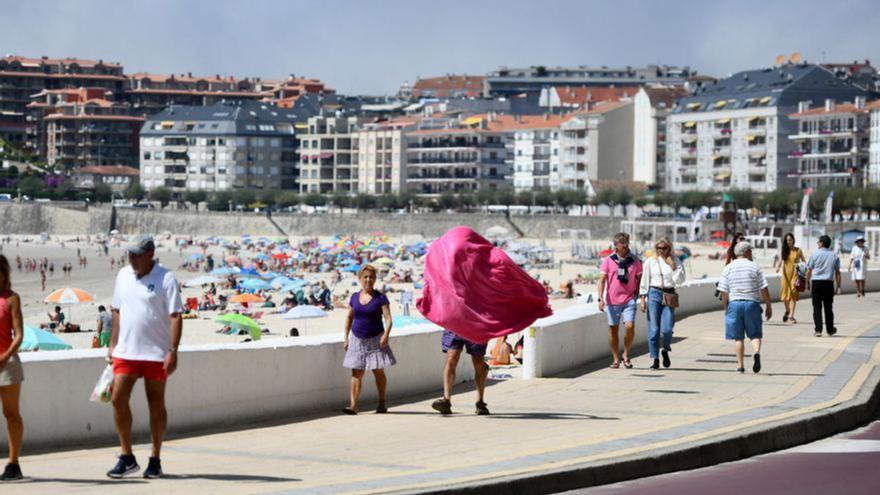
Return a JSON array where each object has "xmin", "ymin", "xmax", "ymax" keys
[
  {"xmin": 657, "ymin": 259, "xmax": 679, "ymax": 308},
  {"xmin": 89, "ymin": 365, "xmax": 115, "ymax": 404},
  {"xmin": 795, "ymin": 276, "xmax": 807, "ymax": 293}
]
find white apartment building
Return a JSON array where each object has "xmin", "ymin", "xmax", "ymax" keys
[
  {"xmin": 298, "ymin": 115, "xmax": 362, "ymax": 194},
  {"xmin": 869, "ymin": 100, "xmax": 880, "ymax": 184},
  {"xmin": 666, "ymin": 64, "xmax": 869, "ymax": 192},
  {"xmin": 354, "ymin": 117, "xmax": 417, "ymax": 194},
  {"xmin": 139, "ymin": 101, "xmax": 298, "ymax": 196},
  {"xmin": 788, "ymin": 98, "xmax": 871, "ymax": 189},
  {"xmin": 559, "ymin": 101, "xmax": 634, "ymax": 189},
  {"xmin": 510, "ymin": 115, "xmax": 567, "ymax": 192},
  {"xmin": 633, "ymin": 86, "xmax": 688, "ymax": 185}
]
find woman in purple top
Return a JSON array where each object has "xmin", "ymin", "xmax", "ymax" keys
[{"xmin": 342, "ymin": 264, "xmax": 396, "ymax": 415}]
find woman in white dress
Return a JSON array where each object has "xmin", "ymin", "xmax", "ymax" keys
[{"xmin": 849, "ymin": 237, "xmax": 869, "ymax": 297}]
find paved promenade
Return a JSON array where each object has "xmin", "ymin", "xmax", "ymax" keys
[{"xmin": 5, "ymin": 294, "xmax": 880, "ymax": 494}]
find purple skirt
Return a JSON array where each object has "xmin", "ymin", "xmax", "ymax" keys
[{"xmin": 343, "ymin": 334, "xmax": 396, "ymax": 370}]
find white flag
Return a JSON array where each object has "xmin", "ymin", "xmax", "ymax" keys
[{"xmin": 823, "ymin": 190, "xmax": 834, "ymax": 223}]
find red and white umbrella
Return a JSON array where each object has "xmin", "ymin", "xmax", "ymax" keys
[{"xmin": 44, "ymin": 287, "xmax": 95, "ymax": 304}]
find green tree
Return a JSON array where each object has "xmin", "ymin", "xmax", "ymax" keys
[
  {"xmin": 17, "ymin": 176, "xmax": 46, "ymax": 199},
  {"xmin": 208, "ymin": 191, "xmax": 233, "ymax": 211},
  {"xmin": 458, "ymin": 192, "xmax": 476, "ymax": 212},
  {"xmin": 495, "ymin": 189, "xmax": 516, "ymax": 206},
  {"xmin": 331, "ymin": 191, "xmax": 351, "ymax": 210},
  {"xmin": 764, "ymin": 188, "xmax": 797, "ymax": 219},
  {"xmin": 516, "ymin": 191, "xmax": 534, "ymax": 208},
  {"xmin": 93, "ymin": 183, "xmax": 113, "ymax": 203},
  {"xmin": 475, "ymin": 189, "xmax": 496, "ymax": 206},
  {"xmin": 184, "ymin": 190, "xmax": 208, "ymax": 209},
  {"xmin": 437, "ymin": 190, "xmax": 458, "ymax": 210},
  {"xmin": 727, "ymin": 189, "xmax": 755, "ymax": 210},
  {"xmin": 232, "ymin": 189, "xmax": 256, "ymax": 208},
  {"xmin": 123, "ymin": 180, "xmax": 146, "ymax": 201},
  {"xmin": 534, "ymin": 189, "xmax": 555, "ymax": 209},
  {"xmin": 258, "ymin": 189, "xmax": 278, "ymax": 208},
  {"xmin": 149, "ymin": 187, "xmax": 173, "ymax": 208},
  {"xmin": 353, "ymin": 193, "xmax": 375, "ymax": 210},
  {"xmin": 276, "ymin": 191, "xmax": 300, "ymax": 208},
  {"xmin": 303, "ymin": 192, "xmax": 326, "ymax": 207}
]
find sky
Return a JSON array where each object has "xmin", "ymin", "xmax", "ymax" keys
[{"xmin": 2, "ymin": 0, "xmax": 878, "ymax": 95}]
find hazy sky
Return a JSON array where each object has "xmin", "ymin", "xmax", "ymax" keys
[{"xmin": 2, "ymin": 0, "xmax": 878, "ymax": 95}]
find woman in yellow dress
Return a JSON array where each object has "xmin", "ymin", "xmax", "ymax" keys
[{"xmin": 775, "ymin": 233, "xmax": 805, "ymax": 324}]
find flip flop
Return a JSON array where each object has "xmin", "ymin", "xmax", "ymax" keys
[
  {"xmin": 342, "ymin": 407, "xmax": 357, "ymax": 415},
  {"xmin": 609, "ymin": 362, "xmax": 620, "ymax": 369},
  {"xmin": 623, "ymin": 359, "xmax": 633, "ymax": 369}
]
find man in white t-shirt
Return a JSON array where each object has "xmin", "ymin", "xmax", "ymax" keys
[{"xmin": 106, "ymin": 235, "xmax": 183, "ymax": 479}]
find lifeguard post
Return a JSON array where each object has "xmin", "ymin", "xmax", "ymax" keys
[{"xmin": 721, "ymin": 193, "xmax": 739, "ymax": 238}]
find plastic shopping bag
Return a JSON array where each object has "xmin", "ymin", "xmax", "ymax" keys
[{"xmin": 89, "ymin": 365, "xmax": 115, "ymax": 404}]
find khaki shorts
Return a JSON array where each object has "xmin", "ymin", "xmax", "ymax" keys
[{"xmin": 0, "ymin": 354, "xmax": 24, "ymax": 387}]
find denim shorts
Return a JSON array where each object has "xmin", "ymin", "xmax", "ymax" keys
[
  {"xmin": 725, "ymin": 300, "xmax": 763, "ymax": 340},
  {"xmin": 441, "ymin": 329, "xmax": 487, "ymax": 357},
  {"xmin": 606, "ymin": 298, "xmax": 637, "ymax": 327}
]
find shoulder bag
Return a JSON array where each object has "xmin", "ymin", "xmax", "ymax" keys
[{"xmin": 658, "ymin": 259, "xmax": 680, "ymax": 308}]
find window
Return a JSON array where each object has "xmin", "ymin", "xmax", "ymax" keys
[
  {"xmin": 143, "ymin": 152, "xmax": 151, "ymax": 160},
  {"xmin": 245, "ymin": 124, "xmax": 256, "ymax": 131}
]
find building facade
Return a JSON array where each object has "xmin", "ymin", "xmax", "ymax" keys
[
  {"xmin": 666, "ymin": 64, "xmax": 869, "ymax": 192},
  {"xmin": 871, "ymin": 101, "xmax": 880, "ymax": 185},
  {"xmin": 298, "ymin": 115, "xmax": 362, "ymax": 194},
  {"xmin": 139, "ymin": 101, "xmax": 298, "ymax": 196},
  {"xmin": 71, "ymin": 165, "xmax": 139, "ymax": 193},
  {"xmin": 0, "ymin": 56, "xmax": 126, "ymax": 151},
  {"xmin": 788, "ymin": 98, "xmax": 871, "ymax": 189},
  {"xmin": 354, "ymin": 117, "xmax": 418, "ymax": 195},
  {"xmin": 632, "ymin": 86, "xmax": 689, "ymax": 185},
  {"xmin": 509, "ymin": 115, "xmax": 567, "ymax": 192},
  {"xmin": 486, "ymin": 65, "xmax": 696, "ymax": 97}
]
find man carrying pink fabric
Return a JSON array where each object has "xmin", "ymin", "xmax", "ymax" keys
[
  {"xmin": 598, "ymin": 233, "xmax": 642, "ymax": 369},
  {"xmin": 417, "ymin": 226, "xmax": 552, "ymax": 415}
]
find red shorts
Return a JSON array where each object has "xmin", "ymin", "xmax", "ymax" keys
[{"xmin": 112, "ymin": 358, "xmax": 168, "ymax": 382}]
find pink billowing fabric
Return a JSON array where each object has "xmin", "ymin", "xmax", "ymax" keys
[{"xmin": 416, "ymin": 226, "xmax": 553, "ymax": 344}]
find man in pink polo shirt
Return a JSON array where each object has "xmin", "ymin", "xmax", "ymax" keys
[{"xmin": 598, "ymin": 232, "xmax": 642, "ymax": 369}]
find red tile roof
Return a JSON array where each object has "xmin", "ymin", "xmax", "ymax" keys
[
  {"xmin": 789, "ymin": 103, "xmax": 872, "ymax": 117},
  {"xmin": 553, "ymin": 86, "xmax": 640, "ymax": 106},
  {"xmin": 1, "ymin": 55, "xmax": 122, "ymax": 68},
  {"xmin": 75, "ymin": 165, "xmax": 139, "ymax": 176},
  {"xmin": 412, "ymin": 75, "xmax": 485, "ymax": 98}
]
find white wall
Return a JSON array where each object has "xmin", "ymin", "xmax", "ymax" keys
[
  {"xmin": 6, "ymin": 325, "xmax": 472, "ymax": 451},
  {"xmin": 523, "ymin": 270, "xmax": 876, "ymax": 378}
]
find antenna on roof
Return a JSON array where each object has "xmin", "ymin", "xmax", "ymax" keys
[
  {"xmin": 789, "ymin": 52, "xmax": 803, "ymax": 64},
  {"xmin": 774, "ymin": 54, "xmax": 786, "ymax": 66}
]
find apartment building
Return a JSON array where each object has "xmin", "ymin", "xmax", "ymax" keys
[
  {"xmin": 633, "ymin": 86, "xmax": 689, "ymax": 185},
  {"xmin": 788, "ymin": 98, "xmax": 872, "ymax": 189},
  {"xmin": 27, "ymin": 87, "xmax": 143, "ymax": 170},
  {"xmin": 139, "ymin": 100, "xmax": 298, "ymax": 196},
  {"xmin": 71, "ymin": 165, "xmax": 139, "ymax": 193},
  {"xmin": 354, "ymin": 116, "xmax": 419, "ymax": 194},
  {"xmin": 865, "ymin": 100, "xmax": 880, "ymax": 184},
  {"xmin": 486, "ymin": 65, "xmax": 697, "ymax": 97},
  {"xmin": 298, "ymin": 115, "xmax": 362, "ymax": 194},
  {"xmin": 410, "ymin": 75, "xmax": 485, "ymax": 99},
  {"xmin": 666, "ymin": 64, "xmax": 869, "ymax": 192},
  {"xmin": 559, "ymin": 101, "xmax": 634, "ymax": 188},
  {"xmin": 0, "ymin": 55, "xmax": 126, "ymax": 150},
  {"xmin": 509, "ymin": 115, "xmax": 568, "ymax": 192},
  {"xmin": 538, "ymin": 86, "xmax": 640, "ymax": 111},
  {"xmin": 404, "ymin": 115, "xmax": 509, "ymax": 196}
]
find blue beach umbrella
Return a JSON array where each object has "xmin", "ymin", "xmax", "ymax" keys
[
  {"xmin": 240, "ymin": 278, "xmax": 271, "ymax": 291},
  {"xmin": 22, "ymin": 325, "xmax": 72, "ymax": 351},
  {"xmin": 212, "ymin": 267, "xmax": 236, "ymax": 276}
]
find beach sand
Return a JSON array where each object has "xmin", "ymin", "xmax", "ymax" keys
[{"xmin": 1, "ymin": 234, "xmax": 771, "ymax": 351}]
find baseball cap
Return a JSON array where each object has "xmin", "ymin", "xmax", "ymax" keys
[
  {"xmin": 126, "ymin": 235, "xmax": 155, "ymax": 255},
  {"xmin": 734, "ymin": 241, "xmax": 752, "ymax": 257}
]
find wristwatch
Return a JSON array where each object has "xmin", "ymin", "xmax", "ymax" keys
[{"xmin": 168, "ymin": 347, "xmax": 178, "ymax": 353}]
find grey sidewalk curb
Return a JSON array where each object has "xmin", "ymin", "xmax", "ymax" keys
[{"xmin": 402, "ymin": 366, "xmax": 880, "ymax": 495}]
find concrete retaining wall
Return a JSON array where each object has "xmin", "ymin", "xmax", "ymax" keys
[
  {"xmin": 9, "ymin": 324, "xmax": 472, "ymax": 451},
  {"xmin": 524, "ymin": 270, "xmax": 876, "ymax": 378}
]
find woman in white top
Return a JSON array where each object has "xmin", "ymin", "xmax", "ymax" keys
[
  {"xmin": 639, "ymin": 237, "xmax": 686, "ymax": 370},
  {"xmin": 849, "ymin": 237, "xmax": 869, "ymax": 297}
]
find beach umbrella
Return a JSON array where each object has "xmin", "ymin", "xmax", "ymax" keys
[
  {"xmin": 21, "ymin": 325, "xmax": 72, "ymax": 351},
  {"xmin": 215, "ymin": 313, "xmax": 262, "ymax": 341},
  {"xmin": 270, "ymin": 276, "xmax": 293, "ymax": 289},
  {"xmin": 485, "ymin": 225, "xmax": 510, "ymax": 238},
  {"xmin": 44, "ymin": 287, "xmax": 95, "ymax": 305},
  {"xmin": 184, "ymin": 275, "xmax": 221, "ymax": 287},
  {"xmin": 255, "ymin": 253, "xmax": 271, "ymax": 260},
  {"xmin": 283, "ymin": 305, "xmax": 327, "ymax": 332},
  {"xmin": 212, "ymin": 267, "xmax": 236, "ymax": 276},
  {"xmin": 259, "ymin": 271, "xmax": 281, "ymax": 280},
  {"xmin": 239, "ymin": 279, "xmax": 271, "ymax": 291},
  {"xmin": 373, "ymin": 257, "xmax": 394, "ymax": 266},
  {"xmin": 189, "ymin": 253, "xmax": 204, "ymax": 261},
  {"xmin": 343, "ymin": 264, "xmax": 361, "ymax": 273},
  {"xmin": 271, "ymin": 253, "xmax": 289, "ymax": 261},
  {"xmin": 229, "ymin": 293, "xmax": 265, "ymax": 304},
  {"xmin": 279, "ymin": 280, "xmax": 309, "ymax": 292},
  {"xmin": 716, "ymin": 241, "xmax": 732, "ymax": 248}
]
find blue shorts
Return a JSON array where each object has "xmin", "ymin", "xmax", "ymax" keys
[
  {"xmin": 725, "ymin": 300, "xmax": 763, "ymax": 340},
  {"xmin": 441, "ymin": 329, "xmax": 487, "ymax": 357},
  {"xmin": 606, "ymin": 299, "xmax": 637, "ymax": 327}
]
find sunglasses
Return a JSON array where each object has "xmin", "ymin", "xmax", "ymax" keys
[{"xmin": 656, "ymin": 245, "xmax": 670, "ymax": 250}]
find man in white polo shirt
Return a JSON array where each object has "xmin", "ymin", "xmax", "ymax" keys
[{"xmin": 107, "ymin": 235, "xmax": 183, "ymax": 479}]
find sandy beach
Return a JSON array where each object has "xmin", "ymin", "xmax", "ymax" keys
[{"xmin": 2, "ymin": 232, "xmax": 785, "ymax": 351}]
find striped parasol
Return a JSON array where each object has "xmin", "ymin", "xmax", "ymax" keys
[{"xmin": 44, "ymin": 287, "xmax": 95, "ymax": 304}]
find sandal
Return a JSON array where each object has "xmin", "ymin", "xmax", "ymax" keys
[
  {"xmin": 782, "ymin": 312, "xmax": 789, "ymax": 323},
  {"xmin": 342, "ymin": 407, "xmax": 358, "ymax": 415},
  {"xmin": 789, "ymin": 317, "xmax": 797, "ymax": 324},
  {"xmin": 475, "ymin": 401, "xmax": 490, "ymax": 416},
  {"xmin": 609, "ymin": 361, "xmax": 620, "ymax": 369},
  {"xmin": 375, "ymin": 404, "xmax": 388, "ymax": 414},
  {"xmin": 622, "ymin": 358, "xmax": 633, "ymax": 369}
]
